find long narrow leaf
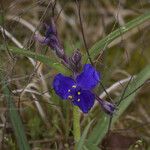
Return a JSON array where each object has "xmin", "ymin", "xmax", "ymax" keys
[
  {"xmin": 0, "ymin": 70, "xmax": 31, "ymax": 150},
  {"xmin": 0, "ymin": 46, "xmax": 68, "ymax": 74},
  {"xmin": 77, "ymin": 120, "xmax": 94, "ymax": 150},
  {"xmin": 83, "ymin": 12, "xmax": 150, "ymax": 62},
  {"xmin": 83, "ymin": 143, "xmax": 100, "ymax": 150}
]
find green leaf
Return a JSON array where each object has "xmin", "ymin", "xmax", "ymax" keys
[
  {"xmin": 0, "ymin": 46, "xmax": 68, "ymax": 74},
  {"xmin": 87, "ymin": 64, "xmax": 150, "ymax": 145},
  {"xmin": 83, "ymin": 12, "xmax": 150, "ymax": 62},
  {"xmin": 77, "ymin": 120, "xmax": 94, "ymax": 150},
  {"xmin": 83, "ymin": 143, "xmax": 100, "ymax": 150},
  {"xmin": 86, "ymin": 114, "xmax": 110, "ymax": 146},
  {"xmin": 0, "ymin": 70, "xmax": 31, "ymax": 150}
]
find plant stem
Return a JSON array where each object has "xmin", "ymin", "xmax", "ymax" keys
[{"xmin": 73, "ymin": 106, "xmax": 81, "ymax": 149}]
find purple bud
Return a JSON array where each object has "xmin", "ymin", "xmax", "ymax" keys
[
  {"xmin": 101, "ymin": 100, "xmax": 116, "ymax": 115},
  {"xmin": 71, "ymin": 49, "xmax": 82, "ymax": 64},
  {"xmin": 44, "ymin": 18, "xmax": 57, "ymax": 38},
  {"xmin": 47, "ymin": 34, "xmax": 61, "ymax": 51},
  {"xmin": 34, "ymin": 18, "xmax": 66, "ymax": 61},
  {"xmin": 69, "ymin": 49, "xmax": 82, "ymax": 72},
  {"xmin": 96, "ymin": 96, "xmax": 116, "ymax": 115}
]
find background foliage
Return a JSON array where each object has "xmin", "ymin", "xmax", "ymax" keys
[{"xmin": 0, "ymin": 0, "xmax": 150, "ymax": 149}]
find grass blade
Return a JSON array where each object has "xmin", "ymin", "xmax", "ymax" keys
[
  {"xmin": 0, "ymin": 70, "xmax": 31, "ymax": 150},
  {"xmin": 0, "ymin": 46, "xmax": 68, "ymax": 74},
  {"xmin": 77, "ymin": 120, "xmax": 94, "ymax": 150},
  {"xmin": 83, "ymin": 12, "xmax": 150, "ymax": 62},
  {"xmin": 83, "ymin": 143, "xmax": 100, "ymax": 150}
]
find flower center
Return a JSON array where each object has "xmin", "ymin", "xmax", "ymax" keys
[{"xmin": 67, "ymin": 85, "xmax": 81, "ymax": 101}]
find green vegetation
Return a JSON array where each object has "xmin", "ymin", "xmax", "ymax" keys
[{"xmin": 0, "ymin": 1, "xmax": 150, "ymax": 149}]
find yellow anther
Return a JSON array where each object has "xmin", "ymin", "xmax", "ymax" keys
[
  {"xmin": 77, "ymin": 99, "xmax": 80, "ymax": 102},
  {"xmin": 68, "ymin": 89, "xmax": 71, "ymax": 92},
  {"xmin": 68, "ymin": 95, "xmax": 73, "ymax": 99},
  {"xmin": 77, "ymin": 91, "xmax": 81, "ymax": 95},
  {"xmin": 72, "ymin": 85, "xmax": 77, "ymax": 88}
]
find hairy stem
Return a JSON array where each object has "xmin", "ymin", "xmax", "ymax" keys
[{"xmin": 73, "ymin": 106, "xmax": 81, "ymax": 148}]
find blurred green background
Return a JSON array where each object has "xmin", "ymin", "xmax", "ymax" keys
[{"xmin": 0, "ymin": 0, "xmax": 150, "ymax": 149}]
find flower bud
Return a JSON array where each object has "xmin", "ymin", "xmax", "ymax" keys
[
  {"xmin": 44, "ymin": 18, "xmax": 57, "ymax": 36},
  {"xmin": 96, "ymin": 96, "xmax": 116, "ymax": 115},
  {"xmin": 101, "ymin": 100, "xmax": 116, "ymax": 115},
  {"xmin": 69, "ymin": 49, "xmax": 82, "ymax": 72},
  {"xmin": 34, "ymin": 18, "xmax": 66, "ymax": 61},
  {"xmin": 72, "ymin": 49, "xmax": 82, "ymax": 64}
]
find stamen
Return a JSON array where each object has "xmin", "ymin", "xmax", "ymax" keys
[
  {"xmin": 72, "ymin": 85, "xmax": 77, "ymax": 88},
  {"xmin": 68, "ymin": 95, "xmax": 73, "ymax": 99},
  {"xmin": 77, "ymin": 99, "xmax": 80, "ymax": 102},
  {"xmin": 68, "ymin": 89, "xmax": 71, "ymax": 92},
  {"xmin": 77, "ymin": 91, "xmax": 81, "ymax": 95}
]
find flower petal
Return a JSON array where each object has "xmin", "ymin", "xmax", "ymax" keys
[
  {"xmin": 73, "ymin": 90, "xmax": 95, "ymax": 113},
  {"xmin": 53, "ymin": 73, "xmax": 75, "ymax": 99},
  {"xmin": 76, "ymin": 64, "xmax": 100, "ymax": 90}
]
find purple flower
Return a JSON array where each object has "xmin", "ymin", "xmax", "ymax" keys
[{"xmin": 53, "ymin": 64, "xmax": 100, "ymax": 113}]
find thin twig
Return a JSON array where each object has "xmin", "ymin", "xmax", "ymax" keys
[
  {"xmin": 76, "ymin": 0, "xmax": 113, "ymax": 102},
  {"xmin": 76, "ymin": 0, "xmax": 93, "ymax": 65},
  {"xmin": 0, "ymin": 26, "xmax": 36, "ymax": 66},
  {"xmin": 99, "ymin": 76, "xmax": 136, "ymax": 99}
]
